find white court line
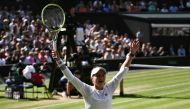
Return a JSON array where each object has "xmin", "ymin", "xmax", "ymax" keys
[
  {"xmin": 112, "ymin": 88, "xmax": 190, "ymax": 106},
  {"xmin": 132, "ymin": 81, "xmax": 190, "ymax": 93},
  {"xmin": 112, "ymin": 98, "xmax": 143, "ymax": 105},
  {"xmin": 128, "ymin": 73, "xmax": 190, "ymax": 86},
  {"xmin": 149, "ymin": 99, "xmax": 190, "ymax": 109},
  {"xmin": 155, "ymin": 88, "xmax": 190, "ymax": 97},
  {"xmin": 131, "ymin": 64, "xmax": 190, "ymax": 69},
  {"xmin": 126, "ymin": 69, "xmax": 181, "ymax": 79},
  {"xmin": 126, "ymin": 70, "xmax": 189, "ymax": 81}
]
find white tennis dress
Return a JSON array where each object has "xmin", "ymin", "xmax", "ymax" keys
[{"xmin": 59, "ymin": 65, "xmax": 129, "ymax": 109}]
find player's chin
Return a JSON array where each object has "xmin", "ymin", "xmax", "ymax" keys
[{"xmin": 98, "ymin": 82, "xmax": 105, "ymax": 86}]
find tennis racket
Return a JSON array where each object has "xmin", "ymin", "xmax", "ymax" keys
[
  {"xmin": 41, "ymin": 4, "xmax": 66, "ymax": 64},
  {"xmin": 41, "ymin": 3, "xmax": 66, "ymax": 32}
]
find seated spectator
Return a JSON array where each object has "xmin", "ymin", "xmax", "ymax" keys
[
  {"xmin": 79, "ymin": 5, "xmax": 89, "ymax": 13},
  {"xmin": 38, "ymin": 50, "xmax": 47, "ymax": 64},
  {"xmin": 22, "ymin": 64, "xmax": 47, "ymax": 90},
  {"xmin": 157, "ymin": 46, "xmax": 167, "ymax": 56},
  {"xmin": 66, "ymin": 70, "xmax": 81, "ymax": 98},
  {"xmin": 136, "ymin": 46, "xmax": 145, "ymax": 57},
  {"xmin": 103, "ymin": 48, "xmax": 114, "ymax": 59},
  {"xmin": 149, "ymin": 46, "xmax": 158, "ymax": 56},
  {"xmin": 124, "ymin": 0, "xmax": 132, "ymax": 12},
  {"xmin": 177, "ymin": 44, "xmax": 186, "ymax": 56},
  {"xmin": 31, "ymin": 72, "xmax": 45, "ymax": 86},
  {"xmin": 169, "ymin": 4, "xmax": 179, "ymax": 12},
  {"xmin": 136, "ymin": 29, "xmax": 144, "ymax": 42},
  {"xmin": 23, "ymin": 51, "xmax": 35, "ymax": 65},
  {"xmin": 114, "ymin": 45, "xmax": 125, "ymax": 59},
  {"xmin": 141, "ymin": 43, "xmax": 149, "ymax": 57},
  {"xmin": 44, "ymin": 50, "xmax": 53, "ymax": 63},
  {"xmin": 22, "ymin": 65, "xmax": 36, "ymax": 80},
  {"xmin": 122, "ymin": 33, "xmax": 131, "ymax": 45},
  {"xmin": 186, "ymin": 0, "xmax": 190, "ymax": 9},
  {"xmin": 102, "ymin": 3, "xmax": 112, "ymax": 13},
  {"xmin": 112, "ymin": 1, "xmax": 120, "ymax": 12},
  {"xmin": 93, "ymin": 0, "xmax": 103, "ymax": 12},
  {"xmin": 52, "ymin": 75, "xmax": 68, "ymax": 97},
  {"xmin": 168, "ymin": 44, "xmax": 176, "ymax": 56},
  {"xmin": 0, "ymin": 49, "xmax": 6, "ymax": 65},
  {"xmin": 95, "ymin": 38, "xmax": 104, "ymax": 54},
  {"xmin": 5, "ymin": 52, "xmax": 13, "ymax": 64},
  {"xmin": 118, "ymin": 0, "xmax": 126, "ymax": 12},
  {"xmin": 126, "ymin": 3, "xmax": 136, "ymax": 13},
  {"xmin": 34, "ymin": 51, "xmax": 41, "ymax": 64},
  {"xmin": 147, "ymin": 1, "xmax": 157, "ymax": 12},
  {"xmin": 76, "ymin": 0, "xmax": 89, "ymax": 13},
  {"xmin": 139, "ymin": 0, "xmax": 147, "ymax": 11},
  {"xmin": 179, "ymin": 0, "xmax": 185, "ymax": 10},
  {"xmin": 160, "ymin": 4, "xmax": 169, "ymax": 13}
]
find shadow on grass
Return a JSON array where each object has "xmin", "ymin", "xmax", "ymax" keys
[
  {"xmin": 113, "ymin": 93, "xmax": 190, "ymax": 100},
  {"xmin": 0, "ymin": 95, "xmax": 5, "ymax": 98},
  {"xmin": 23, "ymin": 97, "xmax": 57, "ymax": 101},
  {"xmin": 0, "ymin": 96, "xmax": 57, "ymax": 101}
]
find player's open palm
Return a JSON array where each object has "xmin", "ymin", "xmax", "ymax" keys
[
  {"xmin": 51, "ymin": 50, "xmax": 57, "ymax": 59},
  {"xmin": 130, "ymin": 39, "xmax": 140, "ymax": 54}
]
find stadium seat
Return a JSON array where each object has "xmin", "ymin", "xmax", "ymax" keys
[
  {"xmin": 23, "ymin": 82, "xmax": 34, "ymax": 99},
  {"xmin": 34, "ymin": 84, "xmax": 50, "ymax": 99}
]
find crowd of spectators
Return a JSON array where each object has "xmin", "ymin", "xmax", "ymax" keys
[
  {"xmin": 73, "ymin": 0, "xmax": 190, "ymax": 13},
  {"xmin": 0, "ymin": 5, "xmax": 52, "ymax": 65},
  {"xmin": 0, "ymin": 3, "xmax": 190, "ymax": 66},
  {"xmin": 1, "ymin": 0, "xmax": 190, "ymax": 14}
]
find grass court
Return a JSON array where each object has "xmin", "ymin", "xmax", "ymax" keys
[{"xmin": 0, "ymin": 68, "xmax": 190, "ymax": 109}]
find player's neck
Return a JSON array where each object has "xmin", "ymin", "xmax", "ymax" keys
[{"xmin": 94, "ymin": 85, "xmax": 104, "ymax": 90}]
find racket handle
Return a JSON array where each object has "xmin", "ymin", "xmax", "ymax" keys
[
  {"xmin": 52, "ymin": 49, "xmax": 67, "ymax": 70},
  {"xmin": 51, "ymin": 33, "xmax": 67, "ymax": 70},
  {"xmin": 55, "ymin": 58, "xmax": 67, "ymax": 70}
]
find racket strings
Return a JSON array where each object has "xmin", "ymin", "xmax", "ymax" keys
[{"xmin": 42, "ymin": 6, "xmax": 64, "ymax": 30}]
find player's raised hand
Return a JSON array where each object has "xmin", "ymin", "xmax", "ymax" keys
[
  {"xmin": 130, "ymin": 39, "xmax": 140, "ymax": 54},
  {"xmin": 51, "ymin": 50, "xmax": 57, "ymax": 59}
]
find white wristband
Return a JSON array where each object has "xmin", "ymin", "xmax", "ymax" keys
[{"xmin": 56, "ymin": 59, "xmax": 67, "ymax": 70}]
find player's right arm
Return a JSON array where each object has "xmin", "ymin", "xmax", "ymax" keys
[{"xmin": 52, "ymin": 51, "xmax": 89, "ymax": 96}]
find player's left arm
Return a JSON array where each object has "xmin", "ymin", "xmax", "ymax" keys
[
  {"xmin": 107, "ymin": 39, "xmax": 140, "ymax": 93},
  {"xmin": 121, "ymin": 39, "xmax": 140, "ymax": 68}
]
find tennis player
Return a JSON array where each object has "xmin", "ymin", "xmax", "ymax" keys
[{"xmin": 52, "ymin": 39, "xmax": 140, "ymax": 109}]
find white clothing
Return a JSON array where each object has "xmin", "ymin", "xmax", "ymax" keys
[
  {"xmin": 22, "ymin": 65, "xmax": 36, "ymax": 79},
  {"xmin": 60, "ymin": 65, "xmax": 129, "ymax": 109},
  {"xmin": 0, "ymin": 58, "xmax": 6, "ymax": 65}
]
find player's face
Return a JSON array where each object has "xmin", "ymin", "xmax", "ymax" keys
[{"xmin": 91, "ymin": 70, "xmax": 106, "ymax": 90}]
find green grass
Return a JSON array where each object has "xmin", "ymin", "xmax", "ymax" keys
[{"xmin": 0, "ymin": 68, "xmax": 190, "ymax": 109}]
